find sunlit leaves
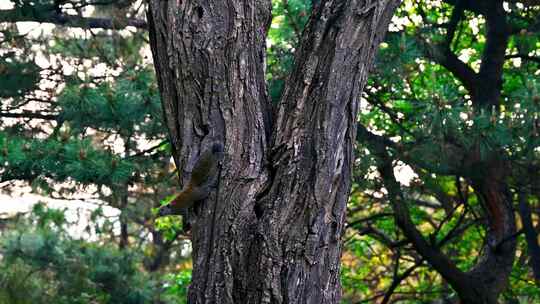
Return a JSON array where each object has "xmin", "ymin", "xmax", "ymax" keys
[{"xmin": 266, "ymin": 0, "xmax": 311, "ymax": 102}]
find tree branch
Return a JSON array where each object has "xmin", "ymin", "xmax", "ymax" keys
[
  {"xmin": 474, "ymin": 0, "xmax": 509, "ymax": 108},
  {"xmin": 444, "ymin": 0, "xmax": 465, "ymax": 49},
  {"xmin": 357, "ymin": 125, "xmax": 478, "ymax": 299},
  {"xmin": 376, "ymin": 152, "xmax": 471, "ymax": 293},
  {"xmin": 414, "ymin": 36, "xmax": 478, "ymax": 95},
  {"xmin": 0, "ymin": 111, "xmax": 58, "ymax": 120},
  {"xmin": 518, "ymin": 192, "xmax": 540, "ymax": 283},
  {"xmin": 381, "ymin": 259, "xmax": 423, "ymax": 304},
  {"xmin": 0, "ymin": 8, "xmax": 147, "ymax": 30}
]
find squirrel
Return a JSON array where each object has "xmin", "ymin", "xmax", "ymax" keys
[{"xmin": 157, "ymin": 142, "xmax": 224, "ymax": 217}]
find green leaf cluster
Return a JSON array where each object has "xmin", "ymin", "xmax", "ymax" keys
[{"xmin": 0, "ymin": 206, "xmax": 158, "ymax": 304}]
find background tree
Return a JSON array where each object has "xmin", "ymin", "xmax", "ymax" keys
[
  {"xmin": 342, "ymin": 0, "xmax": 540, "ymax": 302},
  {"xmin": 0, "ymin": 1, "xmax": 191, "ymax": 302},
  {"xmin": 0, "ymin": 204, "xmax": 160, "ymax": 304},
  {"xmin": 0, "ymin": 0, "xmax": 190, "ymax": 271}
]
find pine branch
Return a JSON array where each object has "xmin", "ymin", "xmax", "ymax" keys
[
  {"xmin": 0, "ymin": 8, "xmax": 147, "ymax": 30},
  {"xmin": 0, "ymin": 111, "xmax": 58, "ymax": 120}
]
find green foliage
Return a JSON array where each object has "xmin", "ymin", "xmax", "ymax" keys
[
  {"xmin": 339, "ymin": 0, "xmax": 539, "ymax": 301},
  {"xmin": 267, "ymin": 0, "xmax": 311, "ymax": 102},
  {"xmin": 1, "ymin": 1, "xmax": 186, "ymax": 302},
  {"xmin": 0, "ymin": 207, "xmax": 159, "ymax": 304},
  {"xmin": 161, "ymin": 270, "xmax": 192, "ymax": 304},
  {"xmin": 58, "ymin": 69, "xmax": 162, "ymax": 135},
  {"xmin": 154, "ymin": 209, "xmax": 184, "ymax": 242},
  {"xmin": 0, "ymin": 131, "xmax": 136, "ymax": 186},
  {"xmin": 0, "ymin": 56, "xmax": 40, "ymax": 98}
]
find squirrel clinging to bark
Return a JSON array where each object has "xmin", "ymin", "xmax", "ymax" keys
[{"xmin": 157, "ymin": 142, "xmax": 224, "ymax": 217}]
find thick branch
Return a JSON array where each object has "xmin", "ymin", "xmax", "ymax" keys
[
  {"xmin": 357, "ymin": 122, "xmax": 515, "ymax": 303},
  {"xmin": 474, "ymin": 0, "xmax": 509, "ymax": 108},
  {"xmin": 444, "ymin": 0, "xmax": 465, "ymax": 49},
  {"xmin": 254, "ymin": 1, "xmax": 400, "ymax": 302},
  {"xmin": 147, "ymin": 0, "xmax": 272, "ymax": 302},
  {"xmin": 357, "ymin": 123, "xmax": 471, "ymax": 296},
  {"xmin": 518, "ymin": 192, "xmax": 540, "ymax": 283}
]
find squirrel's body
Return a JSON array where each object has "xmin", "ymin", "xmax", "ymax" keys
[{"xmin": 158, "ymin": 143, "xmax": 223, "ymax": 216}]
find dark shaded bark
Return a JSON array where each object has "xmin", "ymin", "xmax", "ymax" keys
[
  {"xmin": 518, "ymin": 192, "xmax": 540, "ymax": 283},
  {"xmin": 460, "ymin": 2, "xmax": 517, "ymax": 300},
  {"xmin": 118, "ymin": 187, "xmax": 130, "ymax": 250},
  {"xmin": 147, "ymin": 0, "xmax": 399, "ymax": 303},
  {"xmin": 147, "ymin": 1, "xmax": 272, "ymax": 302},
  {"xmin": 466, "ymin": 164, "xmax": 516, "ymax": 303},
  {"xmin": 474, "ymin": 1, "xmax": 508, "ymax": 109},
  {"xmin": 251, "ymin": 2, "xmax": 399, "ymax": 302}
]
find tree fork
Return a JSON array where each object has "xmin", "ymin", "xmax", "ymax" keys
[{"xmin": 147, "ymin": 1, "xmax": 399, "ymax": 303}]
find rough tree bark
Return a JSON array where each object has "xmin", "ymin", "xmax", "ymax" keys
[{"xmin": 147, "ymin": 1, "xmax": 399, "ymax": 303}]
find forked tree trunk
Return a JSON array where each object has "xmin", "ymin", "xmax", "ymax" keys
[{"xmin": 147, "ymin": 1, "xmax": 399, "ymax": 303}]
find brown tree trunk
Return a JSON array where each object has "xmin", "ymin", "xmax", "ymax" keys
[{"xmin": 147, "ymin": 1, "xmax": 399, "ymax": 303}]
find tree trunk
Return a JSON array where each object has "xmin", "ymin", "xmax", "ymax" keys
[{"xmin": 147, "ymin": 1, "xmax": 399, "ymax": 303}]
